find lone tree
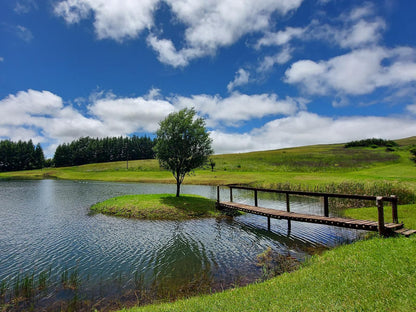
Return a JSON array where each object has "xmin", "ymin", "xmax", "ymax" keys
[{"xmin": 154, "ymin": 108, "xmax": 213, "ymax": 197}]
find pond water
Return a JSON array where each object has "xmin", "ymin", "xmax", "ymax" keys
[{"xmin": 0, "ymin": 180, "xmax": 363, "ymax": 310}]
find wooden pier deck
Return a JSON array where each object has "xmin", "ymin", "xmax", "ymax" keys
[
  {"xmin": 216, "ymin": 185, "xmax": 409, "ymax": 236},
  {"xmin": 218, "ymin": 201, "xmax": 404, "ymax": 233}
]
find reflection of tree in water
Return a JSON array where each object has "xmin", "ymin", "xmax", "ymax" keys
[{"xmin": 148, "ymin": 222, "xmax": 215, "ymax": 296}]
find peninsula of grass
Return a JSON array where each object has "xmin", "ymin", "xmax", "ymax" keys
[{"xmin": 90, "ymin": 194, "xmax": 221, "ymax": 220}]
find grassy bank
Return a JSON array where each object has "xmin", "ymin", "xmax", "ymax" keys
[
  {"xmin": 1, "ymin": 139, "xmax": 415, "ymax": 191},
  {"xmin": 91, "ymin": 194, "xmax": 220, "ymax": 220},
  {"xmin": 119, "ymin": 236, "xmax": 416, "ymax": 312},
  {"xmin": 345, "ymin": 204, "xmax": 416, "ymax": 229}
]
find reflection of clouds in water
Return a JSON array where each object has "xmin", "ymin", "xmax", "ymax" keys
[{"xmin": 0, "ymin": 180, "xmax": 363, "ymax": 305}]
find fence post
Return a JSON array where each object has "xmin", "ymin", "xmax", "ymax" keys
[
  {"xmin": 391, "ymin": 195, "xmax": 398, "ymax": 224},
  {"xmin": 217, "ymin": 185, "xmax": 220, "ymax": 203},
  {"xmin": 254, "ymin": 190, "xmax": 258, "ymax": 207},
  {"xmin": 376, "ymin": 196, "xmax": 386, "ymax": 237},
  {"xmin": 230, "ymin": 187, "xmax": 233, "ymax": 202},
  {"xmin": 286, "ymin": 193, "xmax": 290, "ymax": 212},
  {"xmin": 323, "ymin": 195, "xmax": 329, "ymax": 217}
]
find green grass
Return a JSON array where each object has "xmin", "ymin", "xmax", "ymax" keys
[
  {"xmin": 345, "ymin": 204, "xmax": 416, "ymax": 229},
  {"xmin": 90, "ymin": 194, "xmax": 220, "ymax": 220},
  {"xmin": 119, "ymin": 236, "xmax": 416, "ymax": 312},
  {"xmin": 1, "ymin": 139, "xmax": 415, "ymax": 191}
]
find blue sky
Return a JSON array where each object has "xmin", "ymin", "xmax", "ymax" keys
[{"xmin": 1, "ymin": 0, "xmax": 416, "ymax": 157}]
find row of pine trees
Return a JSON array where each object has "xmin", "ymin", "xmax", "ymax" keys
[
  {"xmin": 0, "ymin": 136, "xmax": 156, "ymax": 171},
  {"xmin": 0, "ymin": 140, "xmax": 45, "ymax": 172},
  {"xmin": 53, "ymin": 136, "xmax": 155, "ymax": 167}
]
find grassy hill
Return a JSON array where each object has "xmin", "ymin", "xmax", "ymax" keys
[{"xmin": 1, "ymin": 137, "xmax": 415, "ymax": 190}]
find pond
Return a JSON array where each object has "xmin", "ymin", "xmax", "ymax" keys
[{"xmin": 0, "ymin": 180, "xmax": 363, "ymax": 310}]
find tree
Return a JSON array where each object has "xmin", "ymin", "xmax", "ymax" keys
[{"xmin": 154, "ymin": 108, "xmax": 213, "ymax": 197}]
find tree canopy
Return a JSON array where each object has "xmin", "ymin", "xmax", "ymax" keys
[
  {"xmin": 154, "ymin": 108, "xmax": 213, "ymax": 197},
  {"xmin": 0, "ymin": 140, "xmax": 45, "ymax": 172},
  {"xmin": 53, "ymin": 136, "xmax": 155, "ymax": 167}
]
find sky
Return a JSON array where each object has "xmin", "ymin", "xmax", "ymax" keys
[{"xmin": 1, "ymin": 0, "xmax": 416, "ymax": 157}]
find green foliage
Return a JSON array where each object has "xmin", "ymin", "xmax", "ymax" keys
[
  {"xmin": 53, "ymin": 135, "xmax": 155, "ymax": 167},
  {"xmin": 256, "ymin": 247, "xmax": 299, "ymax": 281},
  {"xmin": 154, "ymin": 108, "xmax": 213, "ymax": 196},
  {"xmin": 345, "ymin": 138, "xmax": 398, "ymax": 148},
  {"xmin": 91, "ymin": 194, "xmax": 219, "ymax": 220},
  {"xmin": 410, "ymin": 146, "xmax": 416, "ymax": 164},
  {"xmin": 0, "ymin": 139, "xmax": 45, "ymax": 172},
  {"xmin": 120, "ymin": 236, "xmax": 416, "ymax": 312}
]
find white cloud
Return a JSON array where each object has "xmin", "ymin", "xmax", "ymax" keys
[
  {"xmin": 89, "ymin": 93, "xmax": 175, "ymax": 133},
  {"xmin": 407, "ymin": 104, "xmax": 416, "ymax": 115},
  {"xmin": 256, "ymin": 27, "xmax": 305, "ymax": 49},
  {"xmin": 172, "ymin": 92, "xmax": 301, "ymax": 127},
  {"xmin": 54, "ymin": 0, "xmax": 158, "ymax": 41},
  {"xmin": 16, "ymin": 25, "xmax": 33, "ymax": 42},
  {"xmin": 0, "ymin": 57, "xmax": 4, "ymax": 62},
  {"xmin": 14, "ymin": 0, "xmax": 38, "ymax": 14},
  {"xmin": 211, "ymin": 112, "xmax": 416, "ymax": 154},
  {"xmin": 259, "ymin": 47, "xmax": 294, "ymax": 71},
  {"xmin": 55, "ymin": 0, "xmax": 304, "ymax": 65},
  {"xmin": 227, "ymin": 69, "xmax": 250, "ymax": 92},
  {"xmin": 285, "ymin": 47, "xmax": 416, "ymax": 96}
]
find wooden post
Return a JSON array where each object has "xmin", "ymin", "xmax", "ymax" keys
[
  {"xmin": 376, "ymin": 196, "xmax": 386, "ymax": 237},
  {"xmin": 391, "ymin": 195, "xmax": 398, "ymax": 224},
  {"xmin": 230, "ymin": 187, "xmax": 233, "ymax": 202},
  {"xmin": 217, "ymin": 185, "xmax": 220, "ymax": 203},
  {"xmin": 286, "ymin": 193, "xmax": 290, "ymax": 212},
  {"xmin": 267, "ymin": 216, "xmax": 271, "ymax": 231},
  {"xmin": 254, "ymin": 190, "xmax": 258, "ymax": 207},
  {"xmin": 323, "ymin": 195, "xmax": 329, "ymax": 217}
]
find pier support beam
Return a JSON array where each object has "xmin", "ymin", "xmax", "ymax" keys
[
  {"xmin": 376, "ymin": 197, "xmax": 386, "ymax": 237},
  {"xmin": 323, "ymin": 195, "xmax": 329, "ymax": 217},
  {"xmin": 391, "ymin": 195, "xmax": 398, "ymax": 224}
]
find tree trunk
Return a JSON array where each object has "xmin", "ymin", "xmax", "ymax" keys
[{"xmin": 176, "ymin": 181, "xmax": 181, "ymax": 197}]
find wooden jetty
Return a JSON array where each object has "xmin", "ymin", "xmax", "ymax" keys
[{"xmin": 216, "ymin": 185, "xmax": 410, "ymax": 237}]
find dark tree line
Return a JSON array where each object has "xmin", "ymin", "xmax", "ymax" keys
[
  {"xmin": 344, "ymin": 138, "xmax": 398, "ymax": 148},
  {"xmin": 53, "ymin": 136, "xmax": 155, "ymax": 167},
  {"xmin": 0, "ymin": 140, "xmax": 45, "ymax": 172}
]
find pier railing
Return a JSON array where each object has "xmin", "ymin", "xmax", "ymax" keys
[{"xmin": 216, "ymin": 184, "xmax": 399, "ymax": 236}]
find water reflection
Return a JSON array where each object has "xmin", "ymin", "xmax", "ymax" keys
[{"xmin": 0, "ymin": 180, "xmax": 364, "ymax": 310}]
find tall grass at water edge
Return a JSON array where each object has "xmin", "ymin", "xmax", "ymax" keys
[{"xmin": 266, "ymin": 181, "xmax": 415, "ymax": 210}]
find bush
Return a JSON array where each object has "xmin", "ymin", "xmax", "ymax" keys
[{"xmin": 345, "ymin": 138, "xmax": 398, "ymax": 148}]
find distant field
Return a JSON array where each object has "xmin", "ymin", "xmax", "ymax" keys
[{"xmin": 1, "ymin": 137, "xmax": 415, "ymax": 191}]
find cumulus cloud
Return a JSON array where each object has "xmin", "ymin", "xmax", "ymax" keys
[
  {"xmin": 89, "ymin": 93, "xmax": 174, "ymax": 133},
  {"xmin": 256, "ymin": 27, "xmax": 305, "ymax": 49},
  {"xmin": 54, "ymin": 0, "xmax": 158, "ymax": 41},
  {"xmin": 259, "ymin": 47, "xmax": 294, "ymax": 71},
  {"xmin": 211, "ymin": 112, "xmax": 416, "ymax": 154},
  {"xmin": 172, "ymin": 92, "xmax": 302, "ymax": 127},
  {"xmin": 285, "ymin": 47, "xmax": 416, "ymax": 96},
  {"xmin": 0, "ymin": 89, "xmax": 175, "ymax": 155},
  {"xmin": 227, "ymin": 69, "xmax": 250, "ymax": 92},
  {"xmin": 54, "ymin": 0, "xmax": 303, "ymax": 65}
]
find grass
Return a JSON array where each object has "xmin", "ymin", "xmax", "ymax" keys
[
  {"xmin": 90, "ymin": 194, "xmax": 220, "ymax": 220},
  {"xmin": 345, "ymin": 204, "xmax": 416, "ymax": 229},
  {"xmin": 1, "ymin": 141, "xmax": 415, "ymax": 190},
  {"xmin": 1, "ymin": 137, "xmax": 416, "ymax": 311},
  {"xmin": 119, "ymin": 236, "xmax": 416, "ymax": 312}
]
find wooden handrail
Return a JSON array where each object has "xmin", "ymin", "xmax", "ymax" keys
[{"xmin": 217, "ymin": 185, "xmax": 399, "ymax": 228}]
